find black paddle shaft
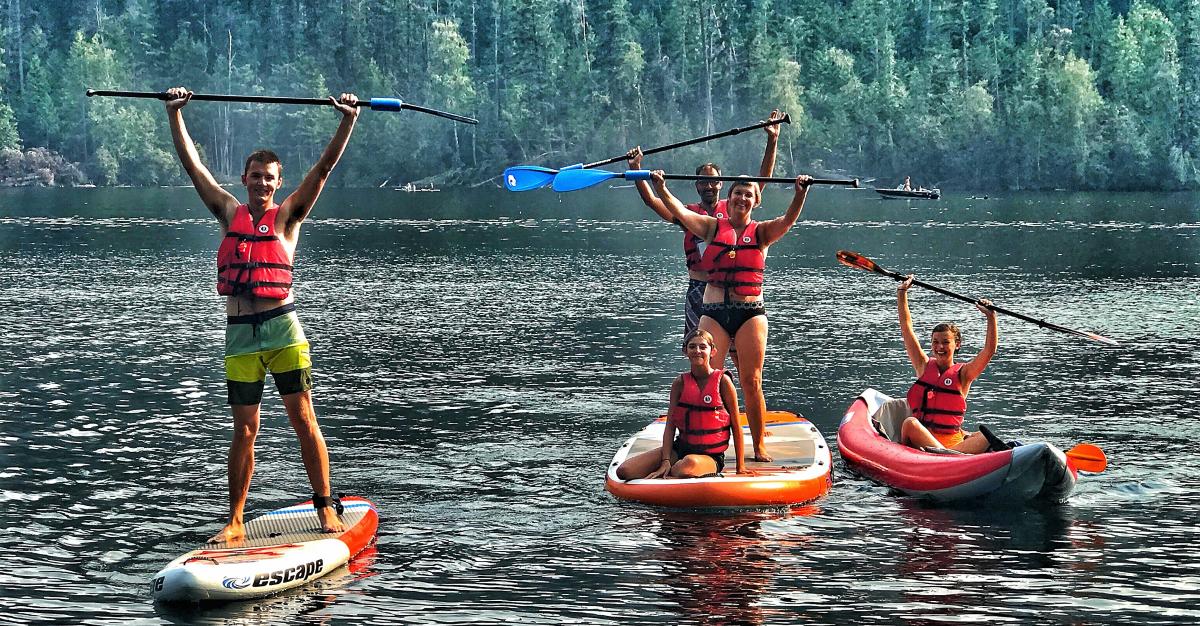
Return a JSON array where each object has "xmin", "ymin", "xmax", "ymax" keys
[
  {"xmin": 88, "ymin": 89, "xmax": 356, "ymax": 106},
  {"xmin": 86, "ymin": 89, "xmax": 478, "ymax": 124},
  {"xmin": 587, "ymin": 114, "xmax": 791, "ymax": 169},
  {"xmin": 873, "ymin": 264, "xmax": 1115, "ymax": 344},
  {"xmin": 665, "ymin": 173, "xmax": 859, "ymax": 187}
]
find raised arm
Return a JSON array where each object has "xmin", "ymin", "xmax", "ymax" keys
[
  {"xmin": 758, "ymin": 110, "xmax": 784, "ymax": 179},
  {"xmin": 165, "ymin": 87, "xmax": 238, "ymax": 224},
  {"xmin": 650, "ymin": 171, "xmax": 716, "ymax": 241},
  {"xmin": 755, "ymin": 174, "xmax": 811, "ymax": 246},
  {"xmin": 626, "ymin": 148, "xmax": 674, "ymax": 223},
  {"xmin": 897, "ymin": 276, "xmax": 928, "ymax": 375},
  {"xmin": 279, "ymin": 93, "xmax": 361, "ymax": 227},
  {"xmin": 959, "ymin": 300, "xmax": 998, "ymax": 386}
]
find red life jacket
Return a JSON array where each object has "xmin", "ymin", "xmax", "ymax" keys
[
  {"xmin": 906, "ymin": 361, "xmax": 966, "ymax": 435},
  {"xmin": 699, "ymin": 218, "xmax": 765, "ymax": 296},
  {"xmin": 669, "ymin": 370, "xmax": 732, "ymax": 455},
  {"xmin": 216, "ymin": 204, "xmax": 294, "ymax": 299},
  {"xmin": 683, "ymin": 199, "xmax": 728, "ymax": 272}
]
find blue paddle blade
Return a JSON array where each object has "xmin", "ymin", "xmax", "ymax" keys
[
  {"xmin": 503, "ymin": 166, "xmax": 558, "ymax": 192},
  {"xmin": 551, "ymin": 168, "xmax": 623, "ymax": 192}
]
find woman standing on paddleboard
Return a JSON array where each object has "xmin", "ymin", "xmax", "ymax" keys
[
  {"xmin": 624, "ymin": 110, "xmax": 785, "ymax": 348},
  {"xmin": 615, "ymin": 330, "xmax": 747, "ymax": 479},
  {"xmin": 647, "ymin": 171, "xmax": 813, "ymax": 462},
  {"xmin": 896, "ymin": 275, "xmax": 1004, "ymax": 453}
]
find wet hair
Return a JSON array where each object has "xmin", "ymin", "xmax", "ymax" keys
[
  {"xmin": 727, "ymin": 178, "xmax": 761, "ymax": 205},
  {"xmin": 243, "ymin": 149, "xmax": 282, "ymax": 176},
  {"xmin": 695, "ymin": 163, "xmax": 722, "ymax": 176},
  {"xmin": 682, "ymin": 329, "xmax": 716, "ymax": 352},
  {"xmin": 932, "ymin": 322, "xmax": 962, "ymax": 346}
]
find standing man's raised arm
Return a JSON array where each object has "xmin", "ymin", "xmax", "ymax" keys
[
  {"xmin": 281, "ymin": 93, "xmax": 360, "ymax": 226},
  {"xmin": 165, "ymin": 87, "xmax": 238, "ymax": 224},
  {"xmin": 626, "ymin": 147, "xmax": 674, "ymax": 223}
]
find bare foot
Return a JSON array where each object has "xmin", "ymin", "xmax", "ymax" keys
[
  {"xmin": 316, "ymin": 505, "xmax": 346, "ymax": 534},
  {"xmin": 207, "ymin": 522, "xmax": 246, "ymax": 545},
  {"xmin": 752, "ymin": 446, "xmax": 774, "ymax": 463}
]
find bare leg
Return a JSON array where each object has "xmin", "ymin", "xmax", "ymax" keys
[
  {"xmin": 669, "ymin": 454, "xmax": 720, "ymax": 478},
  {"xmin": 953, "ymin": 431, "xmax": 991, "ymax": 454},
  {"xmin": 734, "ymin": 316, "xmax": 770, "ymax": 462},
  {"xmin": 899, "ymin": 416, "xmax": 943, "ymax": 449},
  {"xmin": 698, "ymin": 315, "xmax": 731, "ymax": 370},
  {"xmin": 616, "ymin": 446, "xmax": 676, "ymax": 480},
  {"xmin": 282, "ymin": 390, "xmax": 345, "ymax": 533},
  {"xmin": 209, "ymin": 404, "xmax": 260, "ymax": 544}
]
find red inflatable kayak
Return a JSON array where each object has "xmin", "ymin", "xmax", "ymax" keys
[{"xmin": 838, "ymin": 389, "xmax": 1079, "ymax": 504}]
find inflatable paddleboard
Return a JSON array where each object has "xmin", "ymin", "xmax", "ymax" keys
[
  {"xmin": 151, "ymin": 496, "xmax": 379, "ymax": 602},
  {"xmin": 606, "ymin": 410, "xmax": 832, "ymax": 508}
]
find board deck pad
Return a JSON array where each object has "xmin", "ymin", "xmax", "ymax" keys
[
  {"xmin": 152, "ymin": 497, "xmax": 379, "ymax": 602},
  {"xmin": 624, "ymin": 428, "xmax": 819, "ymax": 470},
  {"xmin": 203, "ymin": 501, "xmax": 372, "ymax": 551}
]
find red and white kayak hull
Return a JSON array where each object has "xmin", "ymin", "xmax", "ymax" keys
[{"xmin": 837, "ymin": 389, "xmax": 1078, "ymax": 504}]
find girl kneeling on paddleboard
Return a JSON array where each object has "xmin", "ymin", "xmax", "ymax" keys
[
  {"xmin": 897, "ymin": 275, "xmax": 1002, "ymax": 453},
  {"xmin": 648, "ymin": 170, "xmax": 814, "ymax": 462},
  {"xmin": 616, "ymin": 330, "xmax": 748, "ymax": 479}
]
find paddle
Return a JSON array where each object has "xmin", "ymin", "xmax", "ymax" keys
[
  {"xmin": 85, "ymin": 88, "xmax": 478, "ymax": 124},
  {"xmin": 503, "ymin": 114, "xmax": 791, "ymax": 191},
  {"xmin": 1065, "ymin": 443, "xmax": 1107, "ymax": 473},
  {"xmin": 835, "ymin": 250, "xmax": 1119, "ymax": 346},
  {"xmin": 552, "ymin": 169, "xmax": 859, "ymax": 192}
]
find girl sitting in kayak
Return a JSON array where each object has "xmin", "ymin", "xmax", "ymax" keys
[
  {"xmin": 646, "ymin": 171, "xmax": 814, "ymax": 462},
  {"xmin": 616, "ymin": 330, "xmax": 748, "ymax": 479},
  {"xmin": 897, "ymin": 275, "xmax": 1001, "ymax": 453}
]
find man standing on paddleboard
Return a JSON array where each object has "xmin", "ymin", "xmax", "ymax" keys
[
  {"xmin": 164, "ymin": 86, "xmax": 359, "ymax": 544},
  {"xmin": 625, "ymin": 110, "xmax": 784, "ymax": 354}
]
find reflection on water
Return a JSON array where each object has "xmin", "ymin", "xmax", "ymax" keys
[{"xmin": 0, "ymin": 187, "xmax": 1197, "ymax": 623}]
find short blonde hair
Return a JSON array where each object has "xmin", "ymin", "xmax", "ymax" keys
[{"xmin": 727, "ymin": 178, "xmax": 761, "ymax": 206}]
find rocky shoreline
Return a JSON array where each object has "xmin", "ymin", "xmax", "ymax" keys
[{"xmin": 0, "ymin": 148, "xmax": 87, "ymax": 187}]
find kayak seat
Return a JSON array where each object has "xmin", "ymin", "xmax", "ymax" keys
[{"xmin": 871, "ymin": 398, "xmax": 911, "ymax": 443}]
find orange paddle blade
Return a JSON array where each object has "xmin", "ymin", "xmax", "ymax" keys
[
  {"xmin": 1066, "ymin": 443, "xmax": 1107, "ymax": 473},
  {"xmin": 836, "ymin": 250, "xmax": 878, "ymax": 273}
]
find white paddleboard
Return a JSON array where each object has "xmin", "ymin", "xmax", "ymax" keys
[{"xmin": 151, "ymin": 496, "xmax": 379, "ymax": 602}]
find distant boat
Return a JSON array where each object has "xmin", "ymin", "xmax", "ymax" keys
[
  {"xmin": 875, "ymin": 187, "xmax": 940, "ymax": 200},
  {"xmin": 396, "ymin": 182, "xmax": 440, "ymax": 192}
]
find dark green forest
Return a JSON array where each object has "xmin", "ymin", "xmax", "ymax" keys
[{"xmin": 1, "ymin": 0, "xmax": 1198, "ymax": 190}]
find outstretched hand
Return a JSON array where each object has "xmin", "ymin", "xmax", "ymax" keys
[
  {"xmin": 164, "ymin": 86, "xmax": 192, "ymax": 111},
  {"xmin": 649, "ymin": 169, "xmax": 666, "ymax": 185},
  {"xmin": 331, "ymin": 93, "xmax": 360, "ymax": 118},
  {"xmin": 976, "ymin": 297, "xmax": 995, "ymax": 316},
  {"xmin": 794, "ymin": 174, "xmax": 813, "ymax": 189},
  {"xmin": 765, "ymin": 109, "xmax": 785, "ymax": 139},
  {"xmin": 626, "ymin": 146, "xmax": 643, "ymax": 169},
  {"xmin": 898, "ymin": 274, "xmax": 914, "ymax": 293}
]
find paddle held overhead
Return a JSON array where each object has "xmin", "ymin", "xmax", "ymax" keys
[
  {"xmin": 87, "ymin": 88, "xmax": 478, "ymax": 124},
  {"xmin": 552, "ymin": 169, "xmax": 859, "ymax": 192},
  {"xmin": 502, "ymin": 114, "xmax": 791, "ymax": 191},
  {"xmin": 835, "ymin": 250, "xmax": 1119, "ymax": 346}
]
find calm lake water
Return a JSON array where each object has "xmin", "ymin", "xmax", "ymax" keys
[{"xmin": 1, "ymin": 184, "xmax": 1197, "ymax": 624}]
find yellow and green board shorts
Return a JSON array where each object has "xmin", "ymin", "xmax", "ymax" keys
[{"xmin": 225, "ymin": 304, "xmax": 313, "ymax": 405}]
